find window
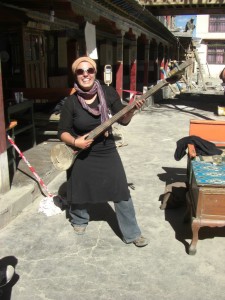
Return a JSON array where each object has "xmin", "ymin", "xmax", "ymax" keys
[
  {"xmin": 24, "ymin": 31, "xmax": 46, "ymax": 61},
  {"xmin": 209, "ymin": 15, "xmax": 225, "ymax": 32},
  {"xmin": 207, "ymin": 44, "xmax": 225, "ymax": 64}
]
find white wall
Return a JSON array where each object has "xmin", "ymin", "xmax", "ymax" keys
[
  {"xmin": 196, "ymin": 15, "xmax": 209, "ymax": 37},
  {"xmin": 196, "ymin": 15, "xmax": 225, "ymax": 40},
  {"xmin": 196, "ymin": 15, "xmax": 225, "ymax": 78}
]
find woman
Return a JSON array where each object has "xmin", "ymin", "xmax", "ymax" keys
[{"xmin": 58, "ymin": 56, "xmax": 148, "ymax": 247}]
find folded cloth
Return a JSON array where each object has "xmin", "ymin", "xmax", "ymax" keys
[{"xmin": 174, "ymin": 135, "xmax": 223, "ymax": 161}]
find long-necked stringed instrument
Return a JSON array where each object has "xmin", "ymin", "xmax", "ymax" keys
[{"xmin": 51, "ymin": 59, "xmax": 193, "ymax": 171}]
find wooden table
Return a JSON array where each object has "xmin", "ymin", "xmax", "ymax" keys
[
  {"xmin": 7, "ymin": 100, "xmax": 36, "ymax": 146},
  {"xmin": 186, "ymin": 158, "xmax": 225, "ymax": 255}
]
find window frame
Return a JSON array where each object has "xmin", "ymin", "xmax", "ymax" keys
[
  {"xmin": 207, "ymin": 43, "xmax": 225, "ymax": 64},
  {"xmin": 209, "ymin": 15, "xmax": 225, "ymax": 32}
]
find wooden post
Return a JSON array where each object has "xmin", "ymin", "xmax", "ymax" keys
[
  {"xmin": 143, "ymin": 39, "xmax": 150, "ymax": 86},
  {"xmin": 116, "ymin": 33, "xmax": 124, "ymax": 98},
  {"xmin": 192, "ymin": 41, "xmax": 207, "ymax": 91},
  {"xmin": 0, "ymin": 59, "xmax": 10, "ymax": 193},
  {"xmin": 130, "ymin": 38, "xmax": 137, "ymax": 95}
]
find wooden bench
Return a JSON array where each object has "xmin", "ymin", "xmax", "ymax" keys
[
  {"xmin": 186, "ymin": 119, "xmax": 225, "ymax": 255},
  {"xmin": 8, "ymin": 88, "xmax": 75, "ymax": 139}
]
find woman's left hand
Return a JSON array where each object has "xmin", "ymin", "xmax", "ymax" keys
[
  {"xmin": 133, "ymin": 98, "xmax": 145, "ymax": 111},
  {"xmin": 121, "ymin": 98, "xmax": 145, "ymax": 124}
]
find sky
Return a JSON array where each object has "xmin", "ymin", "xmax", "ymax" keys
[{"xmin": 175, "ymin": 15, "xmax": 197, "ymax": 36}]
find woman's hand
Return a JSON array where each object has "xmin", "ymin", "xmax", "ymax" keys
[
  {"xmin": 60, "ymin": 132, "xmax": 93, "ymax": 150},
  {"xmin": 75, "ymin": 133, "xmax": 94, "ymax": 150},
  {"xmin": 129, "ymin": 98, "xmax": 146, "ymax": 114},
  {"xmin": 133, "ymin": 98, "xmax": 145, "ymax": 111},
  {"xmin": 120, "ymin": 98, "xmax": 145, "ymax": 125}
]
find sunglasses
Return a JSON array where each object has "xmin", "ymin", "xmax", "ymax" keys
[{"xmin": 75, "ymin": 67, "xmax": 96, "ymax": 76}]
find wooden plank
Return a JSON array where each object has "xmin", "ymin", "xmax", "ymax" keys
[
  {"xmin": 139, "ymin": 0, "xmax": 222, "ymax": 5},
  {"xmin": 189, "ymin": 119, "xmax": 225, "ymax": 147}
]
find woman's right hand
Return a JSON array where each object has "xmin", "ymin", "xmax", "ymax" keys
[{"xmin": 75, "ymin": 133, "xmax": 94, "ymax": 150}]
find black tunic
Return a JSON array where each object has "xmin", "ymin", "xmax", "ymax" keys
[{"xmin": 58, "ymin": 84, "xmax": 130, "ymax": 204}]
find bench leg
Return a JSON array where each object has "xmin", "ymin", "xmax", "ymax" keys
[
  {"xmin": 184, "ymin": 191, "xmax": 192, "ymax": 223},
  {"xmin": 189, "ymin": 219, "xmax": 200, "ymax": 255}
]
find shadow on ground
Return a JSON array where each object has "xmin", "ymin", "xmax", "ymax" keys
[
  {"xmin": 57, "ymin": 180, "xmax": 123, "ymax": 241},
  {"xmin": 156, "ymin": 93, "xmax": 225, "ymax": 118}
]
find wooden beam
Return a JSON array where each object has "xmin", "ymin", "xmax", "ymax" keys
[
  {"xmin": 144, "ymin": 7, "xmax": 225, "ymax": 16},
  {"xmin": 138, "ymin": 0, "xmax": 224, "ymax": 5},
  {"xmin": 137, "ymin": 0, "xmax": 225, "ymax": 16}
]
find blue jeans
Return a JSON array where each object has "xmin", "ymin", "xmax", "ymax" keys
[{"xmin": 69, "ymin": 198, "xmax": 141, "ymax": 243}]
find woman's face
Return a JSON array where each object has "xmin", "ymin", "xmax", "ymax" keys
[{"xmin": 75, "ymin": 61, "xmax": 96, "ymax": 91}]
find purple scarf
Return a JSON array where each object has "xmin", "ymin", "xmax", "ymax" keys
[{"xmin": 74, "ymin": 80, "xmax": 109, "ymax": 124}]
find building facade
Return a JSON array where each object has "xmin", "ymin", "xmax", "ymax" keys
[
  {"xmin": 0, "ymin": 1, "xmax": 179, "ymax": 97},
  {"xmin": 195, "ymin": 14, "xmax": 225, "ymax": 78},
  {"xmin": 0, "ymin": 0, "xmax": 181, "ymax": 193}
]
